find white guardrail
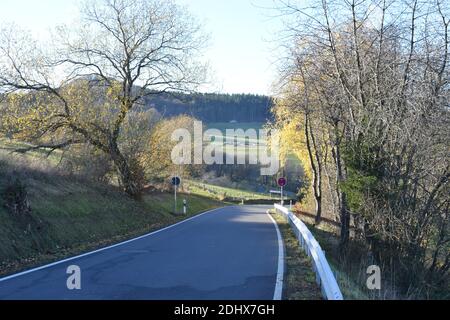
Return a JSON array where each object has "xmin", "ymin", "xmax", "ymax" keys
[{"xmin": 274, "ymin": 204, "xmax": 344, "ymax": 300}]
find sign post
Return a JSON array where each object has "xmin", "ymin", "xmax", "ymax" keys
[
  {"xmin": 171, "ymin": 176, "xmax": 181, "ymax": 214},
  {"xmin": 277, "ymin": 177, "xmax": 287, "ymax": 206}
]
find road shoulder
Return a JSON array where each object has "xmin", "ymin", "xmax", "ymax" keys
[{"xmin": 269, "ymin": 209, "xmax": 322, "ymax": 300}]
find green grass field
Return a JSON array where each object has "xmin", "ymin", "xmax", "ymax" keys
[
  {"xmin": 206, "ymin": 122, "xmax": 265, "ymax": 132},
  {"xmin": 185, "ymin": 180, "xmax": 294, "ymax": 202},
  {"xmin": 204, "ymin": 122, "xmax": 267, "ymax": 159},
  {"xmin": 186, "ymin": 180, "xmax": 271, "ymax": 200},
  {"xmin": 206, "ymin": 122, "xmax": 265, "ymax": 143}
]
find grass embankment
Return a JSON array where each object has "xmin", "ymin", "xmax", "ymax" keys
[
  {"xmin": 269, "ymin": 210, "xmax": 322, "ymax": 300},
  {"xmin": 0, "ymin": 143, "xmax": 224, "ymax": 277}
]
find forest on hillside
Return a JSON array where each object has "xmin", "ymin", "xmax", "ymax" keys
[{"xmin": 142, "ymin": 92, "xmax": 273, "ymax": 123}]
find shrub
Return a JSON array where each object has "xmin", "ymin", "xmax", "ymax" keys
[{"xmin": 2, "ymin": 172, "xmax": 31, "ymax": 216}]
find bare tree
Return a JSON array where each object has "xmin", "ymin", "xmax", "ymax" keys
[
  {"xmin": 274, "ymin": 0, "xmax": 449, "ymax": 295},
  {"xmin": 0, "ymin": 0, "xmax": 206, "ymax": 196}
]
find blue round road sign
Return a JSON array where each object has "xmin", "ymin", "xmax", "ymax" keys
[{"xmin": 171, "ymin": 176, "xmax": 181, "ymax": 186}]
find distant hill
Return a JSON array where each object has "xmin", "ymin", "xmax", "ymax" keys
[
  {"xmin": 142, "ymin": 92, "xmax": 273, "ymax": 123},
  {"xmin": 0, "ymin": 78, "xmax": 274, "ymax": 124}
]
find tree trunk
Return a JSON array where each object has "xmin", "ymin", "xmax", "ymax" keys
[
  {"xmin": 339, "ymin": 191, "xmax": 350, "ymax": 247},
  {"xmin": 110, "ymin": 142, "xmax": 142, "ymax": 198},
  {"xmin": 304, "ymin": 114, "xmax": 323, "ymax": 224},
  {"xmin": 333, "ymin": 139, "xmax": 350, "ymax": 248},
  {"xmin": 116, "ymin": 158, "xmax": 141, "ymax": 198}
]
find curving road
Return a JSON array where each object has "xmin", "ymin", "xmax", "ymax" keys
[{"xmin": 0, "ymin": 205, "xmax": 282, "ymax": 300}]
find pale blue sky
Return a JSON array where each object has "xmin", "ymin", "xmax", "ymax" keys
[{"xmin": 0, "ymin": 0, "xmax": 283, "ymax": 95}]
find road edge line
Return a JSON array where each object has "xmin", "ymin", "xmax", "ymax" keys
[
  {"xmin": 0, "ymin": 206, "xmax": 229, "ymax": 283},
  {"xmin": 266, "ymin": 209, "xmax": 285, "ymax": 301}
]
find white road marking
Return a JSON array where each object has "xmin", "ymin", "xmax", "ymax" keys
[{"xmin": 266, "ymin": 210, "xmax": 285, "ymax": 301}]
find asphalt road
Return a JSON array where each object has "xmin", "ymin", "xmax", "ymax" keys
[{"xmin": 0, "ymin": 205, "xmax": 281, "ymax": 300}]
